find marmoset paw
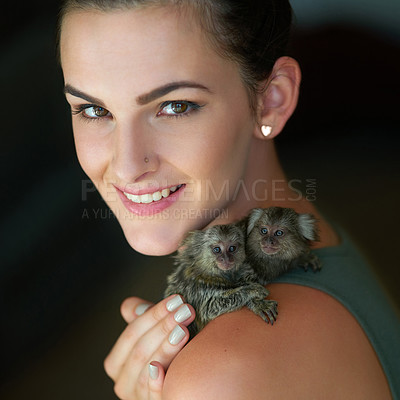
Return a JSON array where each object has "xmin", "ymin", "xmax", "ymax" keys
[
  {"xmin": 300, "ymin": 254, "xmax": 322, "ymax": 273},
  {"xmin": 263, "ymin": 300, "xmax": 278, "ymax": 324},
  {"xmin": 308, "ymin": 254, "xmax": 322, "ymax": 272},
  {"xmin": 250, "ymin": 299, "xmax": 278, "ymax": 325}
]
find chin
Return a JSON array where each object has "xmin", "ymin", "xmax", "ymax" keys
[
  {"xmin": 121, "ymin": 224, "xmax": 182, "ymax": 256},
  {"xmin": 115, "ymin": 205, "xmax": 215, "ymax": 256}
]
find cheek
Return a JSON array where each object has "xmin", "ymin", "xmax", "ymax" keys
[
  {"xmin": 167, "ymin": 105, "xmax": 253, "ymax": 185},
  {"xmin": 73, "ymin": 122, "xmax": 110, "ymax": 184},
  {"xmin": 196, "ymin": 114, "xmax": 252, "ymax": 197}
]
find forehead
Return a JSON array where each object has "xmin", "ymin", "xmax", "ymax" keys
[
  {"xmin": 60, "ymin": 7, "xmax": 239, "ymax": 99},
  {"xmin": 262, "ymin": 209, "xmax": 297, "ymax": 227},
  {"xmin": 205, "ymin": 226, "xmax": 243, "ymax": 243},
  {"xmin": 61, "ymin": 7, "xmax": 192, "ymax": 62}
]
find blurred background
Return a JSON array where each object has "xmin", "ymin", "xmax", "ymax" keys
[{"xmin": 1, "ymin": 0, "xmax": 399, "ymax": 398}]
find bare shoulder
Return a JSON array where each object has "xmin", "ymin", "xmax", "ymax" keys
[{"xmin": 163, "ymin": 284, "xmax": 391, "ymax": 400}]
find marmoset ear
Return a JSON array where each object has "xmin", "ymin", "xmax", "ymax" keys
[
  {"xmin": 180, "ymin": 230, "xmax": 204, "ymax": 258},
  {"xmin": 254, "ymin": 56, "xmax": 301, "ymax": 140},
  {"xmin": 298, "ymin": 213, "xmax": 319, "ymax": 241},
  {"xmin": 247, "ymin": 208, "xmax": 265, "ymax": 236}
]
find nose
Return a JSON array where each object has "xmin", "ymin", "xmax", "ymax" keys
[
  {"xmin": 218, "ymin": 253, "xmax": 235, "ymax": 269},
  {"xmin": 267, "ymin": 236, "xmax": 275, "ymax": 245},
  {"xmin": 111, "ymin": 120, "xmax": 158, "ymax": 183}
]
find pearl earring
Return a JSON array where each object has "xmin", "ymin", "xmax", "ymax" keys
[{"xmin": 261, "ymin": 125, "xmax": 272, "ymax": 137}]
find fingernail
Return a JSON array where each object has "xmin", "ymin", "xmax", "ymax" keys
[
  {"xmin": 148, "ymin": 363, "xmax": 159, "ymax": 380},
  {"xmin": 166, "ymin": 295, "xmax": 183, "ymax": 312},
  {"xmin": 169, "ymin": 325, "xmax": 186, "ymax": 345},
  {"xmin": 174, "ymin": 304, "xmax": 192, "ymax": 323},
  {"xmin": 136, "ymin": 303, "xmax": 151, "ymax": 316}
]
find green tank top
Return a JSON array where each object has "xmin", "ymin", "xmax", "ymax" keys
[{"xmin": 273, "ymin": 227, "xmax": 400, "ymax": 399}]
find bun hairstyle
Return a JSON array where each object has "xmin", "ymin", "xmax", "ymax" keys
[{"xmin": 57, "ymin": 0, "xmax": 293, "ymax": 111}]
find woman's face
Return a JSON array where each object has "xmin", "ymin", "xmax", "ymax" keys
[{"xmin": 60, "ymin": 6, "xmax": 256, "ymax": 255}]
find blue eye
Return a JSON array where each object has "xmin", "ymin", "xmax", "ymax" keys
[
  {"xmin": 228, "ymin": 245, "xmax": 236, "ymax": 253},
  {"xmin": 275, "ymin": 230, "xmax": 284, "ymax": 237},
  {"xmin": 157, "ymin": 100, "xmax": 203, "ymax": 118},
  {"xmin": 260, "ymin": 228, "xmax": 268, "ymax": 235},
  {"xmin": 212, "ymin": 247, "xmax": 221, "ymax": 254}
]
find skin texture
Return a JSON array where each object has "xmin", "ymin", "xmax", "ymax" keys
[
  {"xmin": 164, "ymin": 284, "xmax": 392, "ymax": 400},
  {"xmin": 59, "ymin": 6, "xmax": 391, "ymax": 400}
]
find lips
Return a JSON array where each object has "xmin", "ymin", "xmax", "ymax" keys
[
  {"xmin": 261, "ymin": 245, "xmax": 280, "ymax": 255},
  {"xmin": 123, "ymin": 185, "xmax": 183, "ymax": 204},
  {"xmin": 115, "ymin": 183, "xmax": 185, "ymax": 216}
]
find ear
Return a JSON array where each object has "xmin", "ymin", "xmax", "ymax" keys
[
  {"xmin": 253, "ymin": 56, "xmax": 301, "ymax": 140},
  {"xmin": 298, "ymin": 213, "xmax": 319, "ymax": 241},
  {"xmin": 180, "ymin": 230, "xmax": 204, "ymax": 258},
  {"xmin": 247, "ymin": 208, "xmax": 265, "ymax": 236}
]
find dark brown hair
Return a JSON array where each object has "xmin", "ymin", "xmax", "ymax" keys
[{"xmin": 58, "ymin": 0, "xmax": 293, "ymax": 110}]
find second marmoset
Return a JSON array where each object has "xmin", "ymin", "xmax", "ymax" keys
[
  {"xmin": 245, "ymin": 207, "xmax": 322, "ymax": 284},
  {"xmin": 164, "ymin": 223, "xmax": 278, "ymax": 336}
]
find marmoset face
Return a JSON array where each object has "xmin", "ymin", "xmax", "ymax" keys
[
  {"xmin": 204, "ymin": 225, "xmax": 246, "ymax": 271},
  {"xmin": 60, "ymin": 6, "xmax": 256, "ymax": 255},
  {"xmin": 247, "ymin": 207, "xmax": 318, "ymax": 259},
  {"xmin": 256, "ymin": 223, "xmax": 288, "ymax": 255}
]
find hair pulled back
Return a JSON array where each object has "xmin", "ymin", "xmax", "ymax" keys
[{"xmin": 58, "ymin": 0, "xmax": 293, "ymax": 110}]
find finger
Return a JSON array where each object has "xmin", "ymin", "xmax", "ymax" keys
[
  {"xmin": 153, "ymin": 323, "xmax": 190, "ymax": 367},
  {"xmin": 127, "ymin": 304, "xmax": 195, "ymax": 368},
  {"xmin": 142, "ymin": 304, "xmax": 194, "ymax": 357},
  {"xmin": 120, "ymin": 323, "xmax": 191, "ymax": 399},
  {"xmin": 106, "ymin": 297, "xmax": 170, "ymax": 381},
  {"xmin": 122, "ymin": 295, "xmax": 184, "ymax": 347},
  {"xmin": 148, "ymin": 361, "xmax": 165, "ymax": 400},
  {"xmin": 115, "ymin": 304, "xmax": 194, "ymax": 394},
  {"xmin": 104, "ymin": 297, "xmax": 191, "ymax": 381},
  {"xmin": 121, "ymin": 297, "xmax": 154, "ymax": 324}
]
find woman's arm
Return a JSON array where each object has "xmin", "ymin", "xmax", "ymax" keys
[{"xmin": 163, "ymin": 284, "xmax": 391, "ymax": 400}]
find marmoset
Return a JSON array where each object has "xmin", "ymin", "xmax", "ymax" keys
[
  {"xmin": 245, "ymin": 207, "xmax": 322, "ymax": 284},
  {"xmin": 165, "ymin": 223, "xmax": 278, "ymax": 336}
]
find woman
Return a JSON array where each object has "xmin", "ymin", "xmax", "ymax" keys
[{"xmin": 58, "ymin": 0, "xmax": 399, "ymax": 398}]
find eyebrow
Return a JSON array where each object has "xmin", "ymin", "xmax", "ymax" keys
[
  {"xmin": 64, "ymin": 84, "xmax": 104, "ymax": 105},
  {"xmin": 63, "ymin": 81, "xmax": 212, "ymax": 106},
  {"xmin": 136, "ymin": 81, "xmax": 211, "ymax": 105}
]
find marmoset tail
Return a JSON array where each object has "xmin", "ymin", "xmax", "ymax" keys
[
  {"xmin": 165, "ymin": 223, "xmax": 278, "ymax": 336},
  {"xmin": 245, "ymin": 207, "xmax": 322, "ymax": 284}
]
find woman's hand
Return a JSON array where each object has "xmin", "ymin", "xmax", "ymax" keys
[{"xmin": 104, "ymin": 295, "xmax": 196, "ymax": 400}]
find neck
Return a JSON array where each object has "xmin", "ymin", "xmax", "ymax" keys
[{"xmin": 209, "ymin": 138, "xmax": 340, "ymax": 249}]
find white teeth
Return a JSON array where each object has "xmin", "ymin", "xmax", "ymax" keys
[
  {"xmin": 141, "ymin": 194, "xmax": 153, "ymax": 203},
  {"xmin": 152, "ymin": 191, "xmax": 162, "ymax": 201},
  {"xmin": 130, "ymin": 194, "xmax": 140, "ymax": 202},
  {"xmin": 123, "ymin": 185, "xmax": 182, "ymax": 204}
]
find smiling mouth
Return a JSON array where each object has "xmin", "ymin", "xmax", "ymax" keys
[{"xmin": 123, "ymin": 184, "xmax": 184, "ymax": 204}]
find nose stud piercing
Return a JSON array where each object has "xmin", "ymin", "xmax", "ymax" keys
[
  {"xmin": 144, "ymin": 157, "xmax": 149, "ymax": 163},
  {"xmin": 261, "ymin": 125, "xmax": 272, "ymax": 137}
]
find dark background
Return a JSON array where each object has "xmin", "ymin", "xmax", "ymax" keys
[{"xmin": 1, "ymin": 1, "xmax": 399, "ymax": 399}]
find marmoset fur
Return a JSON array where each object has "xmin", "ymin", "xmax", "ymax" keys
[
  {"xmin": 245, "ymin": 207, "xmax": 322, "ymax": 284},
  {"xmin": 165, "ymin": 224, "xmax": 278, "ymax": 336}
]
